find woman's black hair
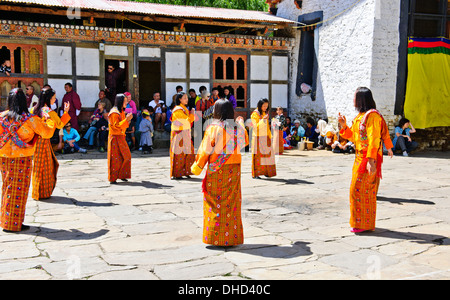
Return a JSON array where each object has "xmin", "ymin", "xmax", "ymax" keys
[
  {"xmin": 114, "ymin": 94, "xmax": 126, "ymax": 112},
  {"xmin": 34, "ymin": 88, "xmax": 56, "ymax": 118},
  {"xmin": 257, "ymin": 98, "xmax": 270, "ymax": 115},
  {"xmin": 213, "ymin": 99, "xmax": 235, "ymax": 122},
  {"xmin": 6, "ymin": 88, "xmax": 29, "ymax": 120},
  {"xmin": 397, "ymin": 117, "xmax": 410, "ymax": 128},
  {"xmin": 306, "ymin": 117, "xmax": 315, "ymax": 126},
  {"xmin": 175, "ymin": 92, "xmax": 186, "ymax": 106},
  {"xmin": 354, "ymin": 87, "xmax": 376, "ymax": 113}
]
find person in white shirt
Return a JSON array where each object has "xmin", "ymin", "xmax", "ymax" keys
[
  {"xmin": 148, "ymin": 92, "xmax": 166, "ymax": 131},
  {"xmin": 26, "ymin": 85, "xmax": 39, "ymax": 112}
]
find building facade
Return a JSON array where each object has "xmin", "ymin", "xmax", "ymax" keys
[
  {"xmin": 274, "ymin": 0, "xmax": 449, "ymax": 150},
  {"xmin": 0, "ymin": 0, "xmax": 295, "ymax": 122}
]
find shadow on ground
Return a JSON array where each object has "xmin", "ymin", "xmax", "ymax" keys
[{"xmin": 206, "ymin": 241, "xmax": 312, "ymax": 258}]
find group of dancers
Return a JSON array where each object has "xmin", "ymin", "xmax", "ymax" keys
[
  {"xmin": 165, "ymin": 87, "xmax": 393, "ymax": 246},
  {"xmin": 0, "ymin": 87, "xmax": 393, "ymax": 248}
]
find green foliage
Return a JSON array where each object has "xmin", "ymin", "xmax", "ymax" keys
[{"xmin": 125, "ymin": 0, "xmax": 269, "ymax": 11}]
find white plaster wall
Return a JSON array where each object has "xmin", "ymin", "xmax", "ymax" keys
[
  {"xmin": 76, "ymin": 48, "xmax": 100, "ymax": 76},
  {"xmin": 277, "ymin": 0, "xmax": 398, "ymax": 126},
  {"xmin": 77, "ymin": 80, "xmax": 100, "ymax": 107},
  {"xmin": 272, "ymin": 56, "xmax": 289, "ymax": 81},
  {"xmin": 189, "ymin": 53, "xmax": 210, "ymax": 80},
  {"xmin": 165, "ymin": 52, "xmax": 187, "ymax": 79},
  {"xmin": 272, "ymin": 84, "xmax": 289, "ymax": 108},
  {"xmin": 47, "ymin": 45, "xmax": 72, "ymax": 75},
  {"xmin": 250, "ymin": 55, "xmax": 269, "ymax": 81},
  {"xmin": 105, "ymin": 45, "xmax": 128, "ymax": 56},
  {"xmin": 138, "ymin": 47, "xmax": 161, "ymax": 58},
  {"xmin": 369, "ymin": 0, "xmax": 402, "ymax": 127},
  {"xmin": 250, "ymin": 83, "xmax": 269, "ymax": 107}
]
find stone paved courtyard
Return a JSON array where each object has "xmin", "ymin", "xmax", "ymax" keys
[{"xmin": 0, "ymin": 148, "xmax": 449, "ymax": 280}]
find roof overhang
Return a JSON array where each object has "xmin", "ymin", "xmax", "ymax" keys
[{"xmin": 1, "ymin": 0, "xmax": 296, "ymax": 30}]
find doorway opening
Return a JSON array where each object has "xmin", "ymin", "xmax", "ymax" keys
[
  {"xmin": 138, "ymin": 61, "xmax": 161, "ymax": 109},
  {"xmin": 105, "ymin": 59, "xmax": 128, "ymax": 102}
]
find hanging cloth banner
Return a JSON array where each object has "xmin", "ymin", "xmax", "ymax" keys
[{"xmin": 404, "ymin": 37, "xmax": 450, "ymax": 129}]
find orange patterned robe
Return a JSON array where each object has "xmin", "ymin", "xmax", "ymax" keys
[
  {"xmin": 32, "ymin": 110, "xmax": 70, "ymax": 200},
  {"xmin": 0, "ymin": 112, "xmax": 55, "ymax": 231},
  {"xmin": 170, "ymin": 104, "xmax": 195, "ymax": 178},
  {"xmin": 107, "ymin": 108, "xmax": 131, "ymax": 182},
  {"xmin": 251, "ymin": 110, "xmax": 276, "ymax": 178},
  {"xmin": 340, "ymin": 110, "xmax": 393, "ymax": 231},
  {"xmin": 191, "ymin": 119, "xmax": 248, "ymax": 246}
]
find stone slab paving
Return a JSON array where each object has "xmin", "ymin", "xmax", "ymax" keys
[{"xmin": 0, "ymin": 149, "xmax": 449, "ymax": 280}]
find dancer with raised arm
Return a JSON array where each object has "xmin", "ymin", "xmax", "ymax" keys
[
  {"xmin": 108, "ymin": 94, "xmax": 133, "ymax": 184},
  {"xmin": 0, "ymin": 89, "xmax": 55, "ymax": 232},
  {"xmin": 338, "ymin": 87, "xmax": 393, "ymax": 233},
  {"xmin": 31, "ymin": 88, "xmax": 71, "ymax": 200}
]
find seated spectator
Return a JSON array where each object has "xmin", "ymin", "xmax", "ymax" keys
[
  {"xmin": 126, "ymin": 117, "xmax": 136, "ymax": 151},
  {"xmin": 62, "ymin": 122, "xmax": 87, "ymax": 153},
  {"xmin": 164, "ymin": 102, "xmax": 175, "ymax": 133},
  {"xmin": 305, "ymin": 117, "xmax": 319, "ymax": 147},
  {"xmin": 284, "ymin": 116, "xmax": 293, "ymax": 133},
  {"xmin": 94, "ymin": 90, "xmax": 112, "ymax": 112},
  {"xmin": 0, "ymin": 59, "xmax": 11, "ymax": 76},
  {"xmin": 290, "ymin": 127, "xmax": 301, "ymax": 147},
  {"xmin": 188, "ymin": 88, "xmax": 200, "ymax": 111},
  {"xmin": 124, "ymin": 92, "xmax": 137, "ymax": 117},
  {"xmin": 149, "ymin": 92, "xmax": 167, "ymax": 132},
  {"xmin": 282, "ymin": 129, "xmax": 292, "ymax": 150},
  {"xmin": 323, "ymin": 124, "xmax": 337, "ymax": 150},
  {"xmin": 51, "ymin": 128, "xmax": 64, "ymax": 153},
  {"xmin": 139, "ymin": 109, "xmax": 154, "ymax": 154},
  {"xmin": 83, "ymin": 100, "xmax": 107, "ymax": 149},
  {"xmin": 393, "ymin": 118, "xmax": 418, "ymax": 156},
  {"xmin": 196, "ymin": 90, "xmax": 209, "ymax": 114},
  {"xmin": 96, "ymin": 111, "xmax": 109, "ymax": 153},
  {"xmin": 223, "ymin": 86, "xmax": 237, "ymax": 109},
  {"xmin": 207, "ymin": 87, "xmax": 220, "ymax": 109},
  {"xmin": 316, "ymin": 119, "xmax": 328, "ymax": 150},
  {"xmin": 331, "ymin": 125, "xmax": 355, "ymax": 154},
  {"xmin": 197, "ymin": 86, "xmax": 207, "ymax": 104},
  {"xmin": 291, "ymin": 119, "xmax": 305, "ymax": 138}
]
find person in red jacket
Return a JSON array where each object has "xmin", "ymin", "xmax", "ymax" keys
[{"xmin": 61, "ymin": 83, "xmax": 82, "ymax": 130}]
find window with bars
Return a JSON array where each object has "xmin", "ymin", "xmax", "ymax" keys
[
  {"xmin": 213, "ymin": 54, "xmax": 248, "ymax": 108},
  {"xmin": 409, "ymin": 0, "xmax": 450, "ymax": 38}
]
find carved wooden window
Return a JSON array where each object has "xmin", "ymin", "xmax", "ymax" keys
[{"xmin": 213, "ymin": 54, "xmax": 248, "ymax": 108}]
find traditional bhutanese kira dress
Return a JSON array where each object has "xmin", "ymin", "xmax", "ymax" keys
[
  {"xmin": 170, "ymin": 104, "xmax": 195, "ymax": 178},
  {"xmin": 251, "ymin": 109, "xmax": 276, "ymax": 178},
  {"xmin": 0, "ymin": 112, "xmax": 55, "ymax": 231},
  {"xmin": 107, "ymin": 107, "xmax": 131, "ymax": 182},
  {"xmin": 32, "ymin": 109, "xmax": 70, "ymax": 200},
  {"xmin": 340, "ymin": 109, "xmax": 393, "ymax": 231},
  {"xmin": 191, "ymin": 120, "xmax": 248, "ymax": 246}
]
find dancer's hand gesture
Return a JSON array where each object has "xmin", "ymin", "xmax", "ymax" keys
[{"xmin": 338, "ymin": 112, "xmax": 347, "ymax": 128}]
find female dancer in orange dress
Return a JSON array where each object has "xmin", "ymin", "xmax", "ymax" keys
[
  {"xmin": 191, "ymin": 100, "xmax": 248, "ymax": 246},
  {"xmin": 338, "ymin": 87, "xmax": 393, "ymax": 233},
  {"xmin": 31, "ymin": 88, "xmax": 71, "ymax": 200},
  {"xmin": 108, "ymin": 94, "xmax": 133, "ymax": 184},
  {"xmin": 170, "ymin": 92, "xmax": 195, "ymax": 180},
  {"xmin": 251, "ymin": 98, "xmax": 276, "ymax": 179},
  {"xmin": 0, "ymin": 89, "xmax": 55, "ymax": 232}
]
